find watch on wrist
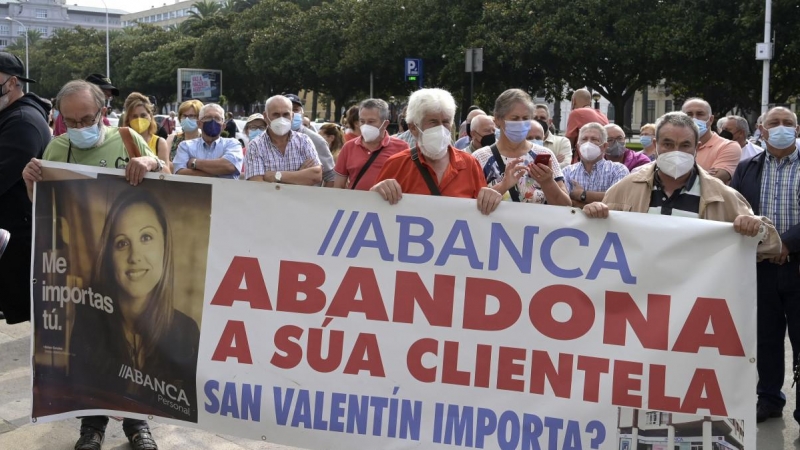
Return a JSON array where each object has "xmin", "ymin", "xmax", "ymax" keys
[
  {"xmin": 275, "ymin": 171, "xmax": 283, "ymax": 183},
  {"xmin": 580, "ymin": 190, "xmax": 587, "ymax": 202},
  {"xmin": 190, "ymin": 158, "xmax": 197, "ymax": 170},
  {"xmin": 151, "ymin": 157, "xmax": 164, "ymax": 172}
]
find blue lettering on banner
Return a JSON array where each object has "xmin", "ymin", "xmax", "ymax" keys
[
  {"xmin": 203, "ymin": 380, "xmax": 262, "ymax": 422},
  {"xmin": 317, "ymin": 210, "xmax": 636, "ymax": 284}
]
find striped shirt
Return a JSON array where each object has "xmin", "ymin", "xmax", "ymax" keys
[
  {"xmin": 648, "ymin": 168, "xmax": 701, "ymax": 218},
  {"xmin": 563, "ymin": 159, "xmax": 629, "ymax": 194},
  {"xmin": 759, "ymin": 147, "xmax": 800, "ymax": 235},
  {"xmin": 244, "ymin": 130, "xmax": 319, "ymax": 179}
]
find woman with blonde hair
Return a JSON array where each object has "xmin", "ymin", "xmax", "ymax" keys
[
  {"xmin": 319, "ymin": 123, "xmax": 344, "ymax": 162},
  {"xmin": 166, "ymin": 99, "xmax": 204, "ymax": 162},
  {"xmin": 640, "ymin": 123, "xmax": 657, "ymax": 160},
  {"xmin": 123, "ymin": 93, "xmax": 170, "ymax": 173}
]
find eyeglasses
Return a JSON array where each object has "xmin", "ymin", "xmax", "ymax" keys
[
  {"xmin": 64, "ymin": 110, "xmax": 101, "ymax": 129},
  {"xmin": 607, "ymin": 137, "xmax": 625, "ymax": 144},
  {"xmin": 200, "ymin": 116, "xmax": 224, "ymax": 124}
]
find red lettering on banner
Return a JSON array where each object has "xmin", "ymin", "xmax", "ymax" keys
[
  {"xmin": 326, "ymin": 267, "xmax": 389, "ymax": 321},
  {"xmin": 307, "ymin": 328, "xmax": 344, "ymax": 373},
  {"xmin": 672, "ymin": 298, "xmax": 745, "ymax": 356},
  {"xmin": 211, "ymin": 320, "xmax": 253, "ymax": 364},
  {"xmin": 612, "ymin": 360, "xmax": 643, "ymax": 407},
  {"xmin": 530, "ymin": 351, "xmax": 573, "ymax": 399},
  {"xmin": 462, "ymin": 278, "xmax": 521, "ymax": 331},
  {"xmin": 276, "ymin": 261, "xmax": 326, "ymax": 314},
  {"xmin": 210, "ymin": 257, "xmax": 272, "ymax": 309},
  {"xmin": 497, "ymin": 346, "xmax": 526, "ymax": 392},
  {"xmin": 407, "ymin": 338, "xmax": 438, "ymax": 383},
  {"xmin": 343, "ymin": 333, "xmax": 386, "ymax": 377},
  {"xmin": 603, "ymin": 292, "xmax": 670, "ymax": 350},
  {"xmin": 442, "ymin": 341, "xmax": 471, "ymax": 386},
  {"xmin": 474, "ymin": 344, "xmax": 493, "ymax": 388},
  {"xmin": 392, "ymin": 271, "xmax": 455, "ymax": 327},
  {"xmin": 270, "ymin": 325, "xmax": 304, "ymax": 369},
  {"xmin": 529, "ymin": 285, "xmax": 594, "ymax": 340},
  {"xmin": 648, "ymin": 364, "xmax": 682, "ymax": 411},
  {"xmin": 577, "ymin": 356, "xmax": 610, "ymax": 403},
  {"xmin": 681, "ymin": 369, "xmax": 727, "ymax": 415}
]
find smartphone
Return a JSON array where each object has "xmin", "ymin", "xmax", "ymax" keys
[{"xmin": 533, "ymin": 153, "xmax": 551, "ymax": 166}]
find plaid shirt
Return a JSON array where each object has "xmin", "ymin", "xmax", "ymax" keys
[
  {"xmin": 563, "ymin": 159, "xmax": 629, "ymax": 194},
  {"xmin": 759, "ymin": 147, "xmax": 800, "ymax": 235},
  {"xmin": 244, "ymin": 130, "xmax": 319, "ymax": 179}
]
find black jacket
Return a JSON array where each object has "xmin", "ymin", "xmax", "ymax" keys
[
  {"xmin": 731, "ymin": 150, "xmax": 800, "ymax": 252},
  {"xmin": 0, "ymin": 93, "xmax": 51, "ymax": 234}
]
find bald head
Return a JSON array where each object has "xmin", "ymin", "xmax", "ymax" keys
[
  {"xmin": 465, "ymin": 109, "xmax": 485, "ymax": 124},
  {"xmin": 572, "ymin": 89, "xmax": 592, "ymax": 108},
  {"xmin": 527, "ymin": 120, "xmax": 544, "ymax": 141},
  {"xmin": 470, "ymin": 114, "xmax": 495, "ymax": 147},
  {"xmin": 764, "ymin": 106, "xmax": 798, "ymax": 126},
  {"xmin": 681, "ymin": 98, "xmax": 712, "ymax": 119}
]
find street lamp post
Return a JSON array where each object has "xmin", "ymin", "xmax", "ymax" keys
[
  {"xmin": 5, "ymin": 17, "xmax": 28, "ymax": 93},
  {"xmin": 592, "ymin": 92, "xmax": 601, "ymax": 110},
  {"xmin": 97, "ymin": 0, "xmax": 109, "ymax": 78}
]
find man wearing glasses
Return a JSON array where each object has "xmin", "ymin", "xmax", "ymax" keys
[
  {"xmin": 172, "ymin": 103, "xmax": 243, "ymax": 179},
  {"xmin": 562, "ymin": 122, "xmax": 629, "ymax": 208},
  {"xmin": 604, "ymin": 124, "xmax": 651, "ymax": 172}
]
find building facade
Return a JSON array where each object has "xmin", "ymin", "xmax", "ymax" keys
[
  {"xmin": 122, "ymin": 0, "xmax": 226, "ymax": 28},
  {"xmin": 617, "ymin": 408, "xmax": 745, "ymax": 450},
  {"xmin": 0, "ymin": 0, "xmax": 125, "ymax": 50}
]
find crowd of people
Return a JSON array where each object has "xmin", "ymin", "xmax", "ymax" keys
[{"xmin": 1, "ymin": 49, "xmax": 800, "ymax": 449}]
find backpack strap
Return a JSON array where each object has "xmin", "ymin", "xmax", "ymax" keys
[
  {"xmin": 410, "ymin": 147, "xmax": 441, "ymax": 196},
  {"xmin": 490, "ymin": 144, "xmax": 520, "ymax": 202}
]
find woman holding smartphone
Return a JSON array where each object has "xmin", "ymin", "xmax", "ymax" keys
[{"xmin": 472, "ymin": 89, "xmax": 571, "ymax": 205}]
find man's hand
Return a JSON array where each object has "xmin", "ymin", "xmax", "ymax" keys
[
  {"xmin": 583, "ymin": 202, "xmax": 609, "ymax": 219},
  {"xmin": 300, "ymin": 158, "xmax": 317, "ymax": 170},
  {"xmin": 476, "ymin": 187, "xmax": 502, "ymax": 215},
  {"xmin": 125, "ymin": 156, "xmax": 156, "ymax": 186},
  {"xmin": 371, "ymin": 179, "xmax": 403, "ymax": 205},
  {"xmin": 22, "ymin": 158, "xmax": 43, "ymax": 199},
  {"xmin": 733, "ymin": 215, "xmax": 763, "ymax": 237},
  {"xmin": 770, "ymin": 243, "xmax": 790, "ymax": 265}
]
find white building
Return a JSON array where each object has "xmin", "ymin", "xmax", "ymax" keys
[
  {"xmin": 618, "ymin": 408, "xmax": 745, "ymax": 450},
  {"xmin": 0, "ymin": 0, "xmax": 125, "ymax": 50}
]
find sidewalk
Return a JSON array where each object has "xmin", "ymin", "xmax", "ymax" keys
[{"xmin": 1, "ymin": 320, "xmax": 799, "ymax": 449}]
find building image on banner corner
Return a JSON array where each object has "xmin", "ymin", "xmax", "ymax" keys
[
  {"xmin": 617, "ymin": 408, "xmax": 744, "ymax": 450},
  {"xmin": 177, "ymin": 68, "xmax": 222, "ymax": 104}
]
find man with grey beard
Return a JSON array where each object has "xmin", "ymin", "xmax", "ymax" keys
[{"xmin": 0, "ymin": 51, "xmax": 51, "ymax": 324}]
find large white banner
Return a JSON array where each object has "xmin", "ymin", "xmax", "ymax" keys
[{"xmin": 31, "ymin": 162, "xmax": 757, "ymax": 450}]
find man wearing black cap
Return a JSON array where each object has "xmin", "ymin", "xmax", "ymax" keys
[
  {"xmin": 53, "ymin": 73, "xmax": 117, "ymax": 136},
  {"xmin": 284, "ymin": 93, "xmax": 335, "ymax": 186},
  {"xmin": 0, "ymin": 51, "xmax": 51, "ymax": 324}
]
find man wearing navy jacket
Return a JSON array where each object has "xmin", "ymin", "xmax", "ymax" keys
[{"xmin": 731, "ymin": 106, "xmax": 800, "ymax": 424}]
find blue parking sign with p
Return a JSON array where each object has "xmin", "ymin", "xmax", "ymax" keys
[{"xmin": 405, "ymin": 58, "xmax": 421, "ymax": 77}]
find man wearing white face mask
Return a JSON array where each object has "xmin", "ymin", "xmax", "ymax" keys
[
  {"xmin": 333, "ymin": 98, "xmax": 408, "ymax": 190},
  {"xmin": 244, "ymin": 95, "xmax": 321, "ymax": 185},
  {"xmin": 730, "ymin": 106, "xmax": 800, "ymax": 424},
  {"xmin": 582, "ymin": 111, "xmax": 779, "ymax": 253},
  {"xmin": 681, "ymin": 97, "xmax": 741, "ymax": 183},
  {"xmin": 562, "ymin": 122, "xmax": 629, "ymax": 208},
  {"xmin": 371, "ymin": 88, "xmax": 502, "ymax": 215},
  {"xmin": 285, "ymin": 94, "xmax": 335, "ymax": 186}
]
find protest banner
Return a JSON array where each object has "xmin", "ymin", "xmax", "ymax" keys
[{"xmin": 31, "ymin": 162, "xmax": 757, "ymax": 450}]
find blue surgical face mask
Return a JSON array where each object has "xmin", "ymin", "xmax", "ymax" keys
[
  {"xmin": 248, "ymin": 129, "xmax": 264, "ymax": 140},
  {"xmin": 529, "ymin": 139, "xmax": 544, "ymax": 147},
  {"xmin": 766, "ymin": 125, "xmax": 798, "ymax": 150},
  {"xmin": 291, "ymin": 112, "xmax": 303, "ymax": 131},
  {"xmin": 640, "ymin": 136, "xmax": 653, "ymax": 148},
  {"xmin": 181, "ymin": 117, "xmax": 198, "ymax": 132},
  {"xmin": 693, "ymin": 118, "xmax": 708, "ymax": 137},
  {"xmin": 67, "ymin": 123, "xmax": 101, "ymax": 149},
  {"xmin": 503, "ymin": 120, "xmax": 532, "ymax": 143}
]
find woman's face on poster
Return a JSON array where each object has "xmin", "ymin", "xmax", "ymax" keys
[{"xmin": 111, "ymin": 203, "xmax": 165, "ymax": 301}]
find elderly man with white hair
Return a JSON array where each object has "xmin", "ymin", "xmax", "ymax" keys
[
  {"xmin": 721, "ymin": 115, "xmax": 764, "ymax": 161},
  {"xmin": 604, "ymin": 123, "xmax": 651, "ymax": 172},
  {"xmin": 245, "ymin": 95, "xmax": 321, "ymax": 185},
  {"xmin": 454, "ymin": 108, "xmax": 486, "ymax": 150},
  {"xmin": 173, "ymin": 103, "xmax": 243, "ymax": 179},
  {"xmin": 465, "ymin": 114, "xmax": 495, "ymax": 153},
  {"xmin": 680, "ymin": 97, "xmax": 741, "ymax": 183},
  {"xmin": 562, "ymin": 122, "xmax": 629, "ymax": 207},
  {"xmin": 371, "ymin": 88, "xmax": 501, "ymax": 215}
]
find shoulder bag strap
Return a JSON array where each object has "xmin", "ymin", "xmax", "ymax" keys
[
  {"xmin": 490, "ymin": 143, "xmax": 520, "ymax": 202},
  {"xmin": 350, "ymin": 149, "xmax": 382, "ymax": 190},
  {"xmin": 410, "ymin": 147, "xmax": 441, "ymax": 196},
  {"xmin": 118, "ymin": 127, "xmax": 142, "ymax": 159}
]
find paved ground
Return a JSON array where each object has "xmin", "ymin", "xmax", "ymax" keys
[{"xmin": 0, "ymin": 319, "xmax": 798, "ymax": 449}]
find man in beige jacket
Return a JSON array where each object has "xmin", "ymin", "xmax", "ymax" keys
[{"xmin": 583, "ymin": 111, "xmax": 781, "ymax": 260}]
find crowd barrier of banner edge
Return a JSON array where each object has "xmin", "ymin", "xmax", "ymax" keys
[{"xmin": 29, "ymin": 161, "xmax": 759, "ymax": 450}]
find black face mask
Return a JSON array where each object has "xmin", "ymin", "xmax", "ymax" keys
[
  {"xmin": 0, "ymin": 77, "xmax": 12, "ymax": 100},
  {"xmin": 719, "ymin": 129, "xmax": 734, "ymax": 141},
  {"xmin": 535, "ymin": 119, "xmax": 549, "ymax": 137},
  {"xmin": 479, "ymin": 133, "xmax": 496, "ymax": 147},
  {"xmin": 400, "ymin": 119, "xmax": 408, "ymax": 132},
  {"xmin": 465, "ymin": 123, "xmax": 471, "ymax": 137}
]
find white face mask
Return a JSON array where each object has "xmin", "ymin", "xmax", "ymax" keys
[
  {"xmin": 579, "ymin": 141, "xmax": 602, "ymax": 161},
  {"xmin": 269, "ymin": 117, "xmax": 291, "ymax": 136},
  {"xmin": 360, "ymin": 124, "xmax": 381, "ymax": 143},
  {"xmin": 656, "ymin": 150, "xmax": 695, "ymax": 179},
  {"xmin": 418, "ymin": 124, "xmax": 450, "ymax": 160}
]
